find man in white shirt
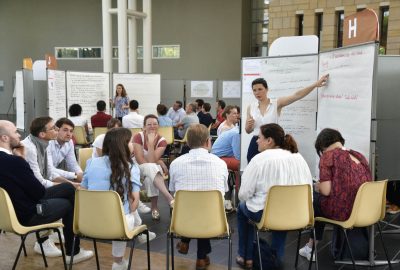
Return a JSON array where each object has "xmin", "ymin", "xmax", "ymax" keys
[
  {"xmin": 122, "ymin": 100, "xmax": 144, "ymax": 128},
  {"xmin": 167, "ymin": 100, "xmax": 186, "ymax": 126},
  {"xmin": 176, "ymin": 102, "xmax": 199, "ymax": 139},
  {"xmin": 48, "ymin": 118, "xmax": 83, "ymax": 182},
  {"xmin": 169, "ymin": 124, "xmax": 228, "ymax": 269},
  {"xmin": 21, "ymin": 117, "xmax": 79, "ymax": 257}
]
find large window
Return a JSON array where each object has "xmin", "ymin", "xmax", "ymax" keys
[
  {"xmin": 380, "ymin": 6, "xmax": 389, "ymax": 54},
  {"xmin": 315, "ymin": 13, "xmax": 323, "ymax": 40},
  {"xmin": 296, "ymin": 14, "xmax": 304, "ymax": 36},
  {"xmin": 250, "ymin": 0, "xmax": 269, "ymax": 57},
  {"xmin": 336, "ymin": 11, "xmax": 344, "ymax": 48},
  {"xmin": 56, "ymin": 45, "xmax": 180, "ymax": 59}
]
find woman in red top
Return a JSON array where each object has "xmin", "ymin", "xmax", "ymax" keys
[{"xmin": 299, "ymin": 128, "xmax": 371, "ymax": 261}]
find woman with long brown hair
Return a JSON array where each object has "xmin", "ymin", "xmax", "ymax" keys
[{"xmin": 110, "ymin": 83, "xmax": 130, "ymax": 121}]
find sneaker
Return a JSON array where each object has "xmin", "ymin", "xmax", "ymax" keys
[
  {"xmin": 138, "ymin": 201, "xmax": 151, "ymax": 214},
  {"xmin": 34, "ymin": 239, "xmax": 62, "ymax": 257},
  {"xmin": 66, "ymin": 248, "xmax": 94, "ymax": 264},
  {"xmin": 299, "ymin": 244, "xmax": 315, "ymax": 261},
  {"xmin": 387, "ymin": 204, "xmax": 400, "ymax": 215},
  {"xmin": 49, "ymin": 230, "xmax": 64, "ymax": 244},
  {"xmin": 224, "ymin": 200, "xmax": 233, "ymax": 212},
  {"xmin": 112, "ymin": 259, "xmax": 129, "ymax": 270},
  {"xmin": 137, "ymin": 231, "xmax": 156, "ymax": 244},
  {"xmin": 152, "ymin": 209, "xmax": 160, "ymax": 220}
]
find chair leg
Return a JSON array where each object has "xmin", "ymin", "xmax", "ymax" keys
[
  {"xmin": 377, "ymin": 223, "xmax": 393, "ymax": 270},
  {"xmin": 166, "ymin": 233, "xmax": 170, "ymax": 270},
  {"xmin": 69, "ymin": 235, "xmax": 77, "ymax": 270},
  {"xmin": 20, "ymin": 235, "xmax": 27, "ymax": 257},
  {"xmin": 342, "ymin": 229, "xmax": 356, "ymax": 270},
  {"xmin": 308, "ymin": 229, "xmax": 318, "ymax": 270},
  {"xmin": 35, "ymin": 232, "xmax": 48, "ymax": 267},
  {"xmin": 146, "ymin": 230, "xmax": 151, "ymax": 270},
  {"xmin": 12, "ymin": 234, "xmax": 27, "ymax": 270},
  {"xmin": 256, "ymin": 230, "xmax": 263, "ymax": 270},
  {"xmin": 171, "ymin": 234, "xmax": 175, "ymax": 270},
  {"xmin": 55, "ymin": 228, "xmax": 67, "ymax": 270},
  {"xmin": 295, "ymin": 230, "xmax": 301, "ymax": 268},
  {"xmin": 93, "ymin": 239, "xmax": 100, "ymax": 270},
  {"xmin": 228, "ymin": 235, "xmax": 232, "ymax": 270},
  {"xmin": 127, "ymin": 239, "xmax": 134, "ymax": 270}
]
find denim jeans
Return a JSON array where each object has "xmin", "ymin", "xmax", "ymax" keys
[{"xmin": 237, "ymin": 202, "xmax": 288, "ymax": 260}]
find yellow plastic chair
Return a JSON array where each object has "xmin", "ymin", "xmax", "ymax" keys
[
  {"xmin": 0, "ymin": 188, "xmax": 66, "ymax": 270},
  {"xmin": 73, "ymin": 126, "xmax": 90, "ymax": 147},
  {"xmin": 172, "ymin": 129, "xmax": 188, "ymax": 156},
  {"xmin": 166, "ymin": 190, "xmax": 232, "ymax": 270},
  {"xmin": 92, "ymin": 127, "xmax": 107, "ymax": 139},
  {"xmin": 315, "ymin": 180, "xmax": 392, "ymax": 270},
  {"xmin": 158, "ymin": 126, "xmax": 174, "ymax": 145},
  {"xmin": 69, "ymin": 190, "xmax": 150, "ymax": 270},
  {"xmin": 130, "ymin": 128, "xmax": 142, "ymax": 137},
  {"xmin": 253, "ymin": 184, "xmax": 315, "ymax": 270},
  {"xmin": 78, "ymin": 148, "xmax": 93, "ymax": 172}
]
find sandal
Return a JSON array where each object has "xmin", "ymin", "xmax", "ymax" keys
[
  {"xmin": 151, "ymin": 209, "xmax": 160, "ymax": 220},
  {"xmin": 236, "ymin": 256, "xmax": 253, "ymax": 269}
]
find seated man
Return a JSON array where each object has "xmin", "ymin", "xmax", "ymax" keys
[
  {"xmin": 48, "ymin": 118, "xmax": 83, "ymax": 183},
  {"xmin": 0, "ymin": 120, "xmax": 93, "ymax": 264},
  {"xmin": 122, "ymin": 99, "xmax": 144, "ymax": 128},
  {"xmin": 169, "ymin": 124, "xmax": 228, "ymax": 269},
  {"xmin": 176, "ymin": 102, "xmax": 199, "ymax": 139},
  {"xmin": 91, "ymin": 100, "xmax": 112, "ymax": 128}
]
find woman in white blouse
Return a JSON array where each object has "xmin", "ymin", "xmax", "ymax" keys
[
  {"xmin": 245, "ymin": 74, "xmax": 329, "ymax": 162},
  {"xmin": 236, "ymin": 123, "xmax": 313, "ymax": 269}
]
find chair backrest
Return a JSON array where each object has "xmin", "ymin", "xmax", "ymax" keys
[
  {"xmin": 170, "ymin": 190, "xmax": 229, "ymax": 238},
  {"xmin": 258, "ymin": 184, "xmax": 314, "ymax": 231},
  {"xmin": 78, "ymin": 148, "xmax": 93, "ymax": 171},
  {"xmin": 73, "ymin": 190, "xmax": 129, "ymax": 239},
  {"xmin": 93, "ymin": 127, "xmax": 107, "ymax": 139},
  {"xmin": 158, "ymin": 126, "xmax": 174, "ymax": 145},
  {"xmin": 130, "ymin": 128, "xmax": 142, "ymax": 137},
  {"xmin": 0, "ymin": 188, "xmax": 25, "ymax": 234},
  {"xmin": 348, "ymin": 180, "xmax": 387, "ymax": 227},
  {"xmin": 73, "ymin": 126, "xmax": 88, "ymax": 145}
]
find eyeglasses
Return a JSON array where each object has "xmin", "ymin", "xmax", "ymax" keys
[{"xmin": 45, "ymin": 125, "xmax": 59, "ymax": 132}]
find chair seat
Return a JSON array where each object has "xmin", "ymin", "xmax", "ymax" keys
[
  {"xmin": 315, "ymin": 216, "xmax": 353, "ymax": 229},
  {"xmin": 125, "ymin": 225, "xmax": 148, "ymax": 239},
  {"xmin": 10, "ymin": 222, "xmax": 64, "ymax": 236}
]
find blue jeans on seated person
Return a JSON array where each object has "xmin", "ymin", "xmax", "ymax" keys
[{"xmin": 237, "ymin": 202, "xmax": 287, "ymax": 261}]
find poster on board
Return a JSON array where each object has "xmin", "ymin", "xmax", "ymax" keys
[
  {"xmin": 48, "ymin": 70, "xmax": 67, "ymax": 120},
  {"xmin": 317, "ymin": 43, "xmax": 377, "ymax": 161},
  {"xmin": 191, "ymin": 81, "xmax": 213, "ymax": 98},
  {"xmin": 112, "ymin": 73, "xmax": 161, "ymax": 117},
  {"xmin": 222, "ymin": 81, "xmax": 241, "ymax": 98},
  {"xmin": 241, "ymin": 55, "xmax": 319, "ymax": 172},
  {"xmin": 66, "ymin": 71, "xmax": 110, "ymax": 121}
]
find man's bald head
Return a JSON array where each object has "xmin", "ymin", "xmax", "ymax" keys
[
  {"xmin": 0, "ymin": 120, "xmax": 15, "ymax": 136},
  {"xmin": 0, "ymin": 120, "xmax": 21, "ymax": 151}
]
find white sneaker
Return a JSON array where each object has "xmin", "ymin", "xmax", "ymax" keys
[
  {"xmin": 49, "ymin": 230, "xmax": 64, "ymax": 244},
  {"xmin": 299, "ymin": 244, "xmax": 315, "ymax": 261},
  {"xmin": 66, "ymin": 248, "xmax": 94, "ymax": 264},
  {"xmin": 138, "ymin": 201, "xmax": 151, "ymax": 214},
  {"xmin": 137, "ymin": 231, "xmax": 156, "ymax": 244},
  {"xmin": 112, "ymin": 259, "xmax": 129, "ymax": 270},
  {"xmin": 224, "ymin": 200, "xmax": 233, "ymax": 211},
  {"xmin": 34, "ymin": 239, "xmax": 62, "ymax": 257}
]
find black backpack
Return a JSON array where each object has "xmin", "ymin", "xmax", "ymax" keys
[{"xmin": 252, "ymin": 238, "xmax": 281, "ymax": 270}]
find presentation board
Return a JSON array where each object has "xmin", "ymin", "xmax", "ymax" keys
[
  {"xmin": 112, "ymin": 73, "xmax": 161, "ymax": 117},
  {"xmin": 66, "ymin": 71, "xmax": 110, "ymax": 121},
  {"xmin": 222, "ymin": 81, "xmax": 241, "ymax": 98},
  {"xmin": 15, "ymin": 71, "xmax": 24, "ymax": 130},
  {"xmin": 47, "ymin": 70, "xmax": 67, "ymax": 120},
  {"xmin": 317, "ymin": 42, "xmax": 377, "ymax": 162},
  {"xmin": 241, "ymin": 55, "xmax": 319, "ymax": 172}
]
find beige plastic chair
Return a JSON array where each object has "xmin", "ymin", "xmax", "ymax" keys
[
  {"xmin": 73, "ymin": 126, "xmax": 90, "ymax": 147},
  {"xmin": 0, "ymin": 188, "xmax": 66, "ymax": 270},
  {"xmin": 253, "ymin": 184, "xmax": 315, "ymax": 270},
  {"xmin": 166, "ymin": 190, "xmax": 232, "ymax": 270},
  {"xmin": 172, "ymin": 129, "xmax": 188, "ymax": 156},
  {"xmin": 130, "ymin": 128, "xmax": 142, "ymax": 137},
  {"xmin": 69, "ymin": 190, "xmax": 150, "ymax": 269},
  {"xmin": 78, "ymin": 148, "xmax": 93, "ymax": 172},
  {"xmin": 158, "ymin": 126, "xmax": 174, "ymax": 145},
  {"xmin": 315, "ymin": 180, "xmax": 392, "ymax": 270},
  {"xmin": 92, "ymin": 127, "xmax": 107, "ymax": 139}
]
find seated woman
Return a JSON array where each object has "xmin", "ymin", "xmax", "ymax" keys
[
  {"xmin": 217, "ymin": 105, "xmax": 238, "ymax": 136},
  {"xmin": 133, "ymin": 114, "xmax": 174, "ymax": 220},
  {"xmin": 299, "ymin": 128, "xmax": 372, "ymax": 261},
  {"xmin": 237, "ymin": 123, "xmax": 312, "ymax": 269},
  {"xmin": 81, "ymin": 127, "xmax": 141, "ymax": 270},
  {"xmin": 197, "ymin": 102, "xmax": 214, "ymax": 128}
]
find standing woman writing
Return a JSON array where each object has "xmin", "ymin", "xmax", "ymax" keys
[
  {"xmin": 111, "ymin": 84, "xmax": 130, "ymax": 121},
  {"xmin": 245, "ymin": 74, "xmax": 329, "ymax": 162}
]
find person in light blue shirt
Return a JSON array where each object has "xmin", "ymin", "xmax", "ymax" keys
[
  {"xmin": 211, "ymin": 126, "xmax": 241, "ymax": 162},
  {"xmin": 157, "ymin": 104, "xmax": 173, "ymax": 127},
  {"xmin": 81, "ymin": 127, "xmax": 141, "ymax": 269}
]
